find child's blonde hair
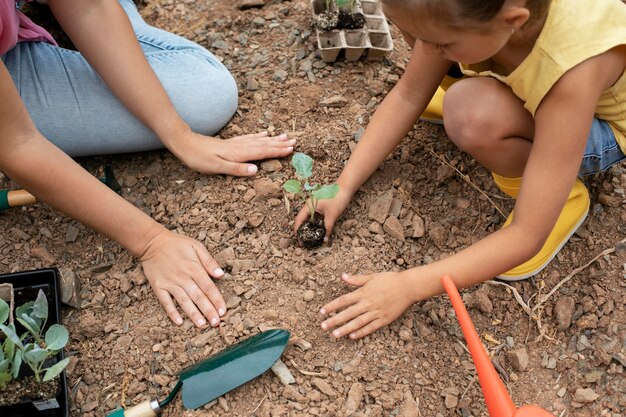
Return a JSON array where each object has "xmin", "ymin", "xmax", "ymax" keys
[{"xmin": 382, "ymin": 0, "xmax": 551, "ymax": 30}]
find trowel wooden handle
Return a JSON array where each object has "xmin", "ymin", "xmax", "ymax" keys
[
  {"xmin": 0, "ymin": 189, "xmax": 37, "ymax": 210},
  {"xmin": 107, "ymin": 400, "xmax": 160, "ymax": 417}
]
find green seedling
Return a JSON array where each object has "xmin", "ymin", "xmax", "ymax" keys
[
  {"xmin": 324, "ymin": 0, "xmax": 356, "ymax": 13},
  {"xmin": 0, "ymin": 290, "xmax": 70, "ymax": 387},
  {"xmin": 283, "ymin": 153, "xmax": 339, "ymax": 223}
]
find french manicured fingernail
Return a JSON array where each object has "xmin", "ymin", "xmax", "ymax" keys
[
  {"xmin": 288, "ymin": 138, "xmax": 296, "ymax": 144},
  {"xmin": 342, "ymin": 273, "xmax": 349, "ymax": 279},
  {"xmin": 197, "ymin": 318, "xmax": 206, "ymax": 326},
  {"xmin": 321, "ymin": 322, "xmax": 327, "ymax": 330},
  {"xmin": 320, "ymin": 308, "xmax": 326, "ymax": 315},
  {"xmin": 211, "ymin": 318, "xmax": 219, "ymax": 326},
  {"xmin": 218, "ymin": 308, "xmax": 225, "ymax": 316},
  {"xmin": 175, "ymin": 317, "xmax": 183, "ymax": 325},
  {"xmin": 214, "ymin": 268, "xmax": 224, "ymax": 276},
  {"xmin": 247, "ymin": 165, "xmax": 258, "ymax": 174},
  {"xmin": 332, "ymin": 330, "xmax": 340, "ymax": 337},
  {"xmin": 287, "ymin": 147, "xmax": 294, "ymax": 152},
  {"xmin": 350, "ymin": 333, "xmax": 356, "ymax": 339}
]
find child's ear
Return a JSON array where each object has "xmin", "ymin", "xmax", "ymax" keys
[{"xmin": 500, "ymin": 5, "xmax": 530, "ymax": 31}]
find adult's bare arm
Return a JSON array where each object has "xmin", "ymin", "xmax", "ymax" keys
[{"xmin": 47, "ymin": 0, "xmax": 294, "ymax": 175}]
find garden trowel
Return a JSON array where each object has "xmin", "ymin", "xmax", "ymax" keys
[
  {"xmin": 107, "ymin": 329, "xmax": 290, "ymax": 417},
  {"xmin": 0, "ymin": 165, "xmax": 121, "ymax": 211},
  {"xmin": 441, "ymin": 275, "xmax": 554, "ymax": 417}
]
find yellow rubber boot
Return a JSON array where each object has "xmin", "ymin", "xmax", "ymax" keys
[
  {"xmin": 492, "ymin": 173, "xmax": 590, "ymax": 281},
  {"xmin": 420, "ymin": 75, "xmax": 460, "ymax": 124}
]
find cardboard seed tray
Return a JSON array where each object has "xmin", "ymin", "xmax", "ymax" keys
[{"xmin": 312, "ymin": 0, "xmax": 394, "ymax": 63}]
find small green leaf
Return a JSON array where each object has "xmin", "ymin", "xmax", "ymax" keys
[
  {"xmin": 24, "ymin": 347, "xmax": 49, "ymax": 367},
  {"xmin": 32, "ymin": 290, "xmax": 48, "ymax": 320},
  {"xmin": 312, "ymin": 183, "xmax": 340, "ymax": 200},
  {"xmin": 0, "ymin": 324, "xmax": 23, "ymax": 349},
  {"xmin": 283, "ymin": 179, "xmax": 302, "ymax": 194},
  {"xmin": 0, "ymin": 299, "xmax": 8, "ymax": 324},
  {"xmin": 45, "ymin": 325, "xmax": 69, "ymax": 351},
  {"xmin": 292, "ymin": 153, "xmax": 313, "ymax": 179},
  {"xmin": 0, "ymin": 358, "xmax": 9, "ymax": 373},
  {"xmin": 17, "ymin": 313, "xmax": 40, "ymax": 338},
  {"xmin": 0, "ymin": 372, "xmax": 12, "ymax": 388},
  {"xmin": 43, "ymin": 357, "xmax": 70, "ymax": 382},
  {"xmin": 15, "ymin": 301, "xmax": 33, "ymax": 322},
  {"xmin": 11, "ymin": 350, "xmax": 21, "ymax": 379}
]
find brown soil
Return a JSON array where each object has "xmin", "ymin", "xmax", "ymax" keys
[
  {"xmin": 1, "ymin": 1, "xmax": 625, "ymax": 416},
  {"xmin": 0, "ymin": 375, "xmax": 60, "ymax": 407}
]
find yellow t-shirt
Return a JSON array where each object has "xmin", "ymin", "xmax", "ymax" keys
[{"xmin": 459, "ymin": 0, "xmax": 626, "ymax": 153}]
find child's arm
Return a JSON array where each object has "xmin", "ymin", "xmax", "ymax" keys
[
  {"xmin": 295, "ymin": 45, "xmax": 452, "ymax": 235},
  {"xmin": 321, "ymin": 46, "xmax": 626, "ymax": 339},
  {"xmin": 47, "ymin": 0, "xmax": 293, "ymax": 175},
  {"xmin": 0, "ymin": 62, "xmax": 226, "ymax": 328}
]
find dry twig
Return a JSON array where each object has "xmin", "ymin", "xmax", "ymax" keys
[{"xmin": 427, "ymin": 147, "xmax": 507, "ymax": 219}]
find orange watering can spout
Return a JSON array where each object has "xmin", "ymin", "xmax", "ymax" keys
[{"xmin": 441, "ymin": 275, "xmax": 554, "ymax": 417}]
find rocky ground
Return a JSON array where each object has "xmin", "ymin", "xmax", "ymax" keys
[{"xmin": 1, "ymin": 1, "xmax": 625, "ymax": 416}]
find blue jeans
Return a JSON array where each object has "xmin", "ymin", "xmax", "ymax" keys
[
  {"xmin": 579, "ymin": 118, "xmax": 626, "ymax": 176},
  {"xmin": 1, "ymin": 0, "xmax": 238, "ymax": 157}
]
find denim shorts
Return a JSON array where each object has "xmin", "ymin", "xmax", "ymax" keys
[{"xmin": 579, "ymin": 118, "xmax": 626, "ymax": 176}]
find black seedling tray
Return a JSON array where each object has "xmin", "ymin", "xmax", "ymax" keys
[{"xmin": 0, "ymin": 268, "xmax": 69, "ymax": 417}]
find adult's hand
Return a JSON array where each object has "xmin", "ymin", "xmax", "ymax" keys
[
  {"xmin": 171, "ymin": 129, "xmax": 295, "ymax": 176},
  {"xmin": 139, "ymin": 229, "xmax": 227, "ymax": 328}
]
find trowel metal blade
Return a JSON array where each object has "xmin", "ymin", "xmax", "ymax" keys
[{"xmin": 180, "ymin": 329, "xmax": 290, "ymax": 409}]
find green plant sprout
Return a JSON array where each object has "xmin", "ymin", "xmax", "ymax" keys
[
  {"xmin": 0, "ymin": 290, "xmax": 70, "ymax": 387},
  {"xmin": 283, "ymin": 153, "xmax": 339, "ymax": 222},
  {"xmin": 326, "ymin": 0, "xmax": 356, "ymax": 13}
]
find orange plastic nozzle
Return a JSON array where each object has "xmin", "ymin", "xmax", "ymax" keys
[
  {"xmin": 441, "ymin": 275, "xmax": 554, "ymax": 417},
  {"xmin": 441, "ymin": 275, "xmax": 517, "ymax": 417}
]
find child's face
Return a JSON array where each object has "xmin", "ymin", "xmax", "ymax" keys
[{"xmin": 384, "ymin": 4, "xmax": 514, "ymax": 64}]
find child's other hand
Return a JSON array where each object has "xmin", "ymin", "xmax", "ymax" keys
[
  {"xmin": 320, "ymin": 271, "xmax": 415, "ymax": 339},
  {"xmin": 138, "ymin": 229, "xmax": 227, "ymax": 328},
  {"xmin": 173, "ymin": 130, "xmax": 295, "ymax": 176},
  {"xmin": 293, "ymin": 187, "xmax": 353, "ymax": 240}
]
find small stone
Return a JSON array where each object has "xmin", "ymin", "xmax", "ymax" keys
[
  {"xmin": 252, "ymin": 16, "xmax": 266, "ymax": 27},
  {"xmin": 191, "ymin": 331, "xmax": 216, "ymax": 348},
  {"xmin": 554, "ymin": 296, "xmax": 575, "ymax": 330},
  {"xmin": 283, "ymin": 385, "xmax": 308, "ymax": 403},
  {"xmin": 243, "ymin": 188, "xmax": 256, "ymax": 202},
  {"xmin": 214, "ymin": 247, "xmax": 236, "ymax": 267},
  {"xmin": 248, "ymin": 213, "xmax": 264, "ymax": 228},
  {"xmin": 303, "ymin": 290, "xmax": 315, "ymax": 301},
  {"xmin": 411, "ymin": 215, "xmax": 425, "ymax": 238},
  {"xmin": 319, "ymin": 95, "xmax": 349, "ymax": 108},
  {"xmin": 312, "ymin": 377, "xmax": 337, "ymax": 398},
  {"xmin": 506, "ymin": 348, "xmax": 529, "ymax": 372},
  {"xmin": 239, "ymin": 0, "xmax": 266, "ymax": 10},
  {"xmin": 246, "ymin": 77, "xmax": 259, "ymax": 91},
  {"xmin": 260, "ymin": 159, "xmax": 283, "ymax": 172},
  {"xmin": 572, "ymin": 388, "xmax": 599, "ymax": 403},
  {"xmin": 397, "ymin": 390, "xmax": 420, "ymax": 417},
  {"xmin": 65, "ymin": 225, "xmax": 80, "ymax": 243},
  {"xmin": 253, "ymin": 178, "xmax": 282, "ymax": 199},
  {"xmin": 272, "ymin": 68, "xmax": 289, "ymax": 83},
  {"xmin": 344, "ymin": 382, "xmax": 364, "ymax": 416},
  {"xmin": 226, "ymin": 296, "xmax": 241, "ymax": 309},
  {"xmin": 368, "ymin": 191, "xmax": 393, "ymax": 223},
  {"xmin": 271, "ymin": 359, "xmax": 295, "ymax": 385},
  {"xmin": 383, "ymin": 216, "xmax": 405, "ymax": 242}
]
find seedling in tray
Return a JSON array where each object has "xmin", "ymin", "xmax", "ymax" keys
[
  {"xmin": 315, "ymin": 0, "xmax": 365, "ymax": 31},
  {"xmin": 283, "ymin": 153, "xmax": 339, "ymax": 248}
]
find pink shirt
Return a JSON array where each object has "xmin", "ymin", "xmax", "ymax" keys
[{"xmin": 0, "ymin": 0, "xmax": 55, "ymax": 55}]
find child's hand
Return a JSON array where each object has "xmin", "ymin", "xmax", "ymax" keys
[
  {"xmin": 138, "ymin": 229, "xmax": 227, "ymax": 328},
  {"xmin": 172, "ymin": 130, "xmax": 295, "ymax": 176},
  {"xmin": 293, "ymin": 187, "xmax": 353, "ymax": 240},
  {"xmin": 320, "ymin": 271, "xmax": 415, "ymax": 339}
]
